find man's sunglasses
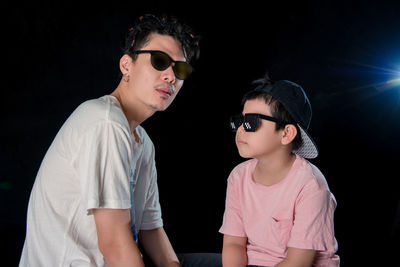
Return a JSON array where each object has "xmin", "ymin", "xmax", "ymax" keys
[
  {"xmin": 230, "ymin": 113, "xmax": 288, "ymax": 132},
  {"xmin": 135, "ymin": 50, "xmax": 193, "ymax": 80}
]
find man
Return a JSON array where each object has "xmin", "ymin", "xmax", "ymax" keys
[{"xmin": 19, "ymin": 14, "xmax": 214, "ymax": 266}]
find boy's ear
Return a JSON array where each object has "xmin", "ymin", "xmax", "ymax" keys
[{"xmin": 281, "ymin": 124, "xmax": 298, "ymax": 145}]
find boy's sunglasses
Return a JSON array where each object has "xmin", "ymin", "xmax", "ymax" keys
[
  {"xmin": 135, "ymin": 50, "xmax": 193, "ymax": 80},
  {"xmin": 230, "ymin": 113, "xmax": 288, "ymax": 132}
]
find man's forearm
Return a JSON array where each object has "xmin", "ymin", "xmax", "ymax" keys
[
  {"xmin": 162, "ymin": 261, "xmax": 181, "ymax": 267},
  {"xmin": 139, "ymin": 227, "xmax": 181, "ymax": 267},
  {"xmin": 93, "ymin": 209, "xmax": 145, "ymax": 267},
  {"xmin": 103, "ymin": 243, "xmax": 145, "ymax": 267}
]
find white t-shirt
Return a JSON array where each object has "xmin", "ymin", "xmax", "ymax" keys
[{"xmin": 19, "ymin": 95, "xmax": 163, "ymax": 267}]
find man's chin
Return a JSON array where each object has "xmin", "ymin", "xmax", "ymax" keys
[{"xmin": 150, "ymin": 101, "xmax": 172, "ymax": 112}]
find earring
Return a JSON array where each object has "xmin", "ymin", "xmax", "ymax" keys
[{"xmin": 123, "ymin": 73, "xmax": 130, "ymax": 82}]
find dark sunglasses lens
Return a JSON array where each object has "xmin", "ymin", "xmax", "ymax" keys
[
  {"xmin": 243, "ymin": 114, "xmax": 258, "ymax": 132},
  {"xmin": 230, "ymin": 115, "xmax": 243, "ymax": 132},
  {"xmin": 173, "ymin": 62, "xmax": 193, "ymax": 80},
  {"xmin": 151, "ymin": 52, "xmax": 171, "ymax": 71}
]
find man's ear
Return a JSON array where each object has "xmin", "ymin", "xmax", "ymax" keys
[
  {"xmin": 119, "ymin": 54, "xmax": 132, "ymax": 75},
  {"xmin": 281, "ymin": 124, "xmax": 298, "ymax": 145}
]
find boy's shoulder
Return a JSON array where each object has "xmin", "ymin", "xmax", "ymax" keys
[
  {"xmin": 296, "ymin": 156, "xmax": 331, "ymax": 191},
  {"xmin": 233, "ymin": 158, "xmax": 257, "ymax": 170},
  {"xmin": 229, "ymin": 158, "xmax": 258, "ymax": 180}
]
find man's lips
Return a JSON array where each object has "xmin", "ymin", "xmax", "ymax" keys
[
  {"xmin": 156, "ymin": 88, "xmax": 171, "ymax": 97},
  {"xmin": 155, "ymin": 85, "xmax": 175, "ymax": 98}
]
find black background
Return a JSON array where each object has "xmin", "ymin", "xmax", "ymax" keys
[{"xmin": 2, "ymin": 0, "xmax": 400, "ymax": 266}]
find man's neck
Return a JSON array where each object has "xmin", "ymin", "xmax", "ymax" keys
[{"xmin": 110, "ymin": 82, "xmax": 156, "ymax": 134}]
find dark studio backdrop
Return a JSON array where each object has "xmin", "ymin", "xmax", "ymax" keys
[{"xmin": 2, "ymin": 0, "xmax": 400, "ymax": 266}]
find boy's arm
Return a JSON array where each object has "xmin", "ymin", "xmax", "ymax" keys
[
  {"xmin": 275, "ymin": 247, "xmax": 316, "ymax": 267},
  {"xmin": 139, "ymin": 227, "xmax": 181, "ymax": 267},
  {"xmin": 222, "ymin": 234, "xmax": 248, "ymax": 267},
  {"xmin": 93, "ymin": 208, "xmax": 145, "ymax": 267}
]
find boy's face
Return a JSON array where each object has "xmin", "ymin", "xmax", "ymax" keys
[
  {"xmin": 123, "ymin": 33, "xmax": 185, "ymax": 112},
  {"xmin": 235, "ymin": 98, "xmax": 284, "ymax": 159}
]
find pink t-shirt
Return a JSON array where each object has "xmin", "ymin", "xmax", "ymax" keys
[{"xmin": 219, "ymin": 156, "xmax": 340, "ymax": 267}]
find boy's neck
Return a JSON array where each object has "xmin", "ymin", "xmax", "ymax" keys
[{"xmin": 253, "ymin": 152, "xmax": 297, "ymax": 186}]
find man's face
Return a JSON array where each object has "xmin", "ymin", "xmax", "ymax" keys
[{"xmin": 124, "ymin": 33, "xmax": 186, "ymax": 112}]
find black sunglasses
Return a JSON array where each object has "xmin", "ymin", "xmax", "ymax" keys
[
  {"xmin": 230, "ymin": 113, "xmax": 288, "ymax": 132},
  {"xmin": 135, "ymin": 50, "xmax": 193, "ymax": 80}
]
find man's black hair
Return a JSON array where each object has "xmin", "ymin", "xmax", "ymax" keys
[{"xmin": 123, "ymin": 14, "xmax": 200, "ymax": 63}]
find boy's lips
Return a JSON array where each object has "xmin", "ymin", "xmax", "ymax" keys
[{"xmin": 236, "ymin": 138, "xmax": 246, "ymax": 145}]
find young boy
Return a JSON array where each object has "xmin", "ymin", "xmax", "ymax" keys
[{"xmin": 219, "ymin": 74, "xmax": 340, "ymax": 267}]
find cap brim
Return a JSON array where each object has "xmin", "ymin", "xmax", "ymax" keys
[{"xmin": 293, "ymin": 125, "xmax": 319, "ymax": 159}]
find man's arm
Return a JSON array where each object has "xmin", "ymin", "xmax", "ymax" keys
[
  {"xmin": 275, "ymin": 247, "xmax": 316, "ymax": 267},
  {"xmin": 139, "ymin": 227, "xmax": 181, "ymax": 267},
  {"xmin": 222, "ymin": 234, "xmax": 248, "ymax": 267},
  {"xmin": 93, "ymin": 208, "xmax": 145, "ymax": 267}
]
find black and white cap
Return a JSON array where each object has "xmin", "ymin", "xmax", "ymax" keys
[{"xmin": 253, "ymin": 80, "xmax": 319, "ymax": 159}]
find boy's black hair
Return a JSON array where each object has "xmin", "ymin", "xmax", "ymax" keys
[
  {"xmin": 241, "ymin": 73, "xmax": 303, "ymax": 151},
  {"xmin": 123, "ymin": 14, "xmax": 200, "ymax": 63}
]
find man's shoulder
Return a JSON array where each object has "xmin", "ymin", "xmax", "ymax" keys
[
  {"xmin": 71, "ymin": 96, "xmax": 107, "ymax": 119},
  {"xmin": 72, "ymin": 95, "xmax": 128, "ymax": 127},
  {"xmin": 77, "ymin": 95, "xmax": 120, "ymax": 115}
]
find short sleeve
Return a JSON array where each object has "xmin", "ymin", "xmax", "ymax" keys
[
  {"xmin": 140, "ymin": 161, "xmax": 163, "ymax": 230},
  {"xmin": 219, "ymin": 173, "xmax": 246, "ymax": 237},
  {"xmin": 75, "ymin": 122, "xmax": 133, "ymax": 214},
  {"xmin": 288, "ymin": 182, "xmax": 337, "ymax": 251}
]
